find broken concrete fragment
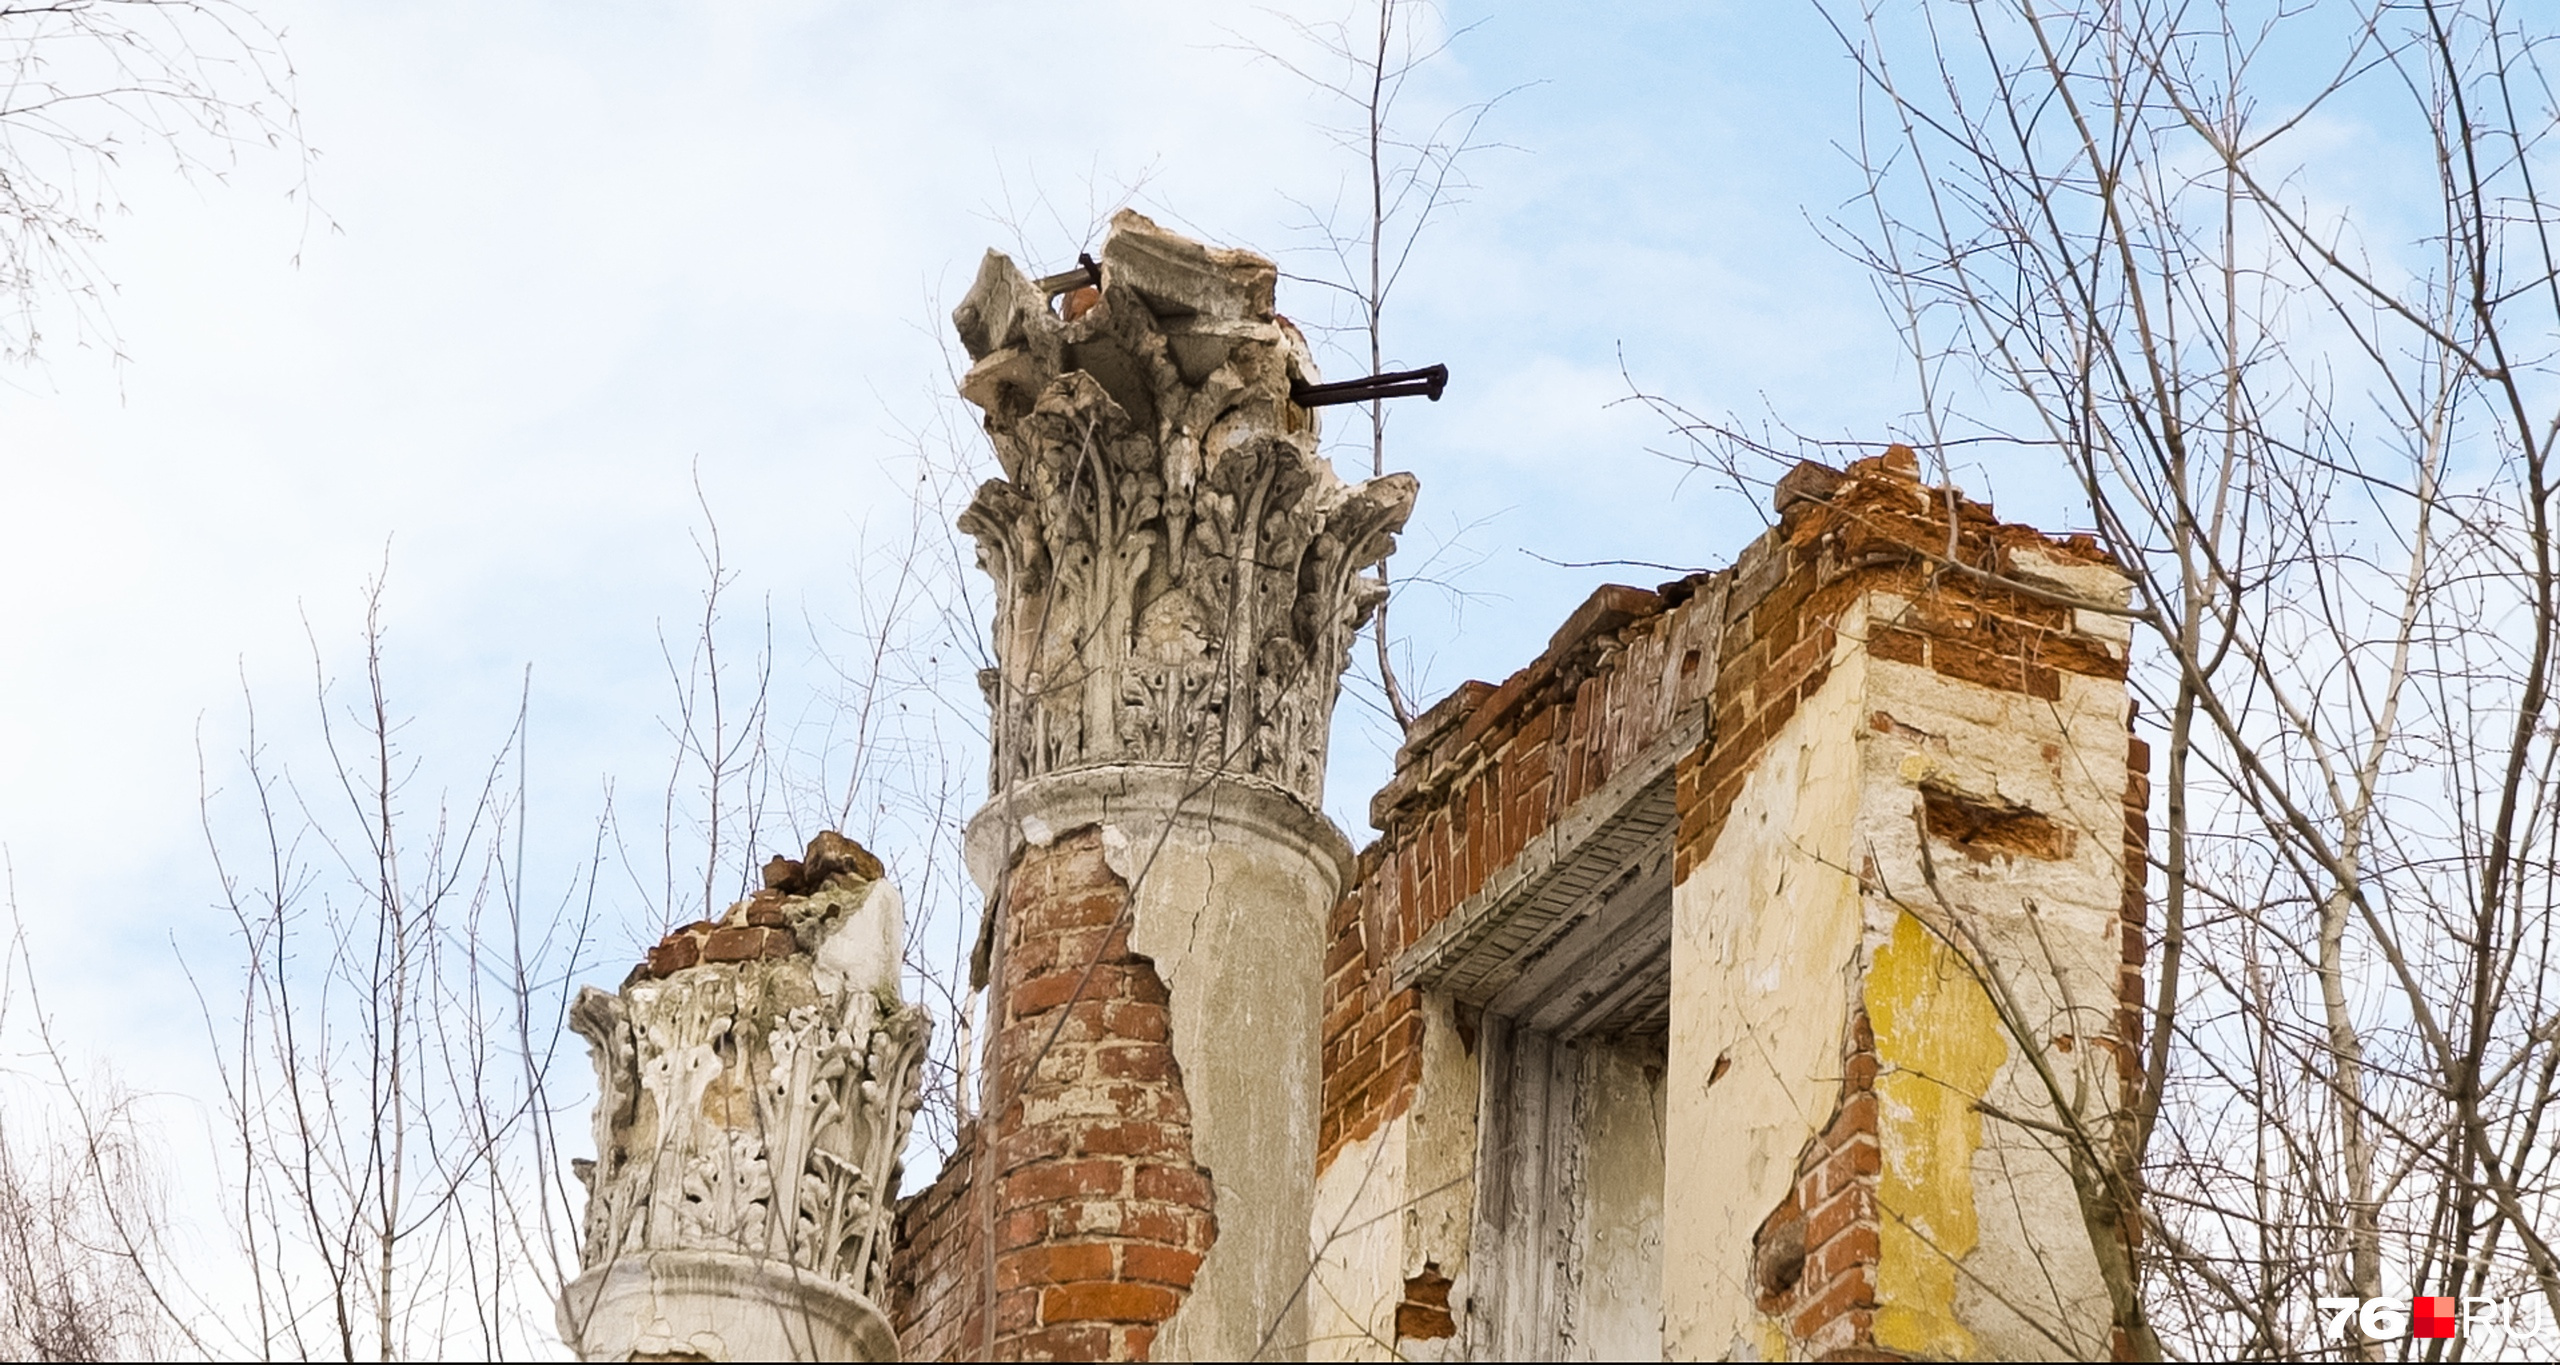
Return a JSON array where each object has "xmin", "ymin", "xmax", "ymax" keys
[
  {"xmin": 1099, "ymin": 209, "xmax": 1278, "ymax": 323},
  {"xmin": 1773, "ymin": 458, "xmax": 1845, "ymax": 512}
]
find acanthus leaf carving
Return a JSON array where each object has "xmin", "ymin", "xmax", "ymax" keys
[
  {"xmin": 567, "ymin": 841, "xmax": 928, "ymax": 1306},
  {"xmin": 956, "ymin": 209, "xmax": 1418, "ymax": 805}
]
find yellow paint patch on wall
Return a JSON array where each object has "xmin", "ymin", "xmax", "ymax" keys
[
  {"xmin": 1867, "ymin": 910, "xmax": 2007, "ymax": 1359},
  {"xmin": 1750, "ymin": 1313, "xmax": 1790, "ymax": 1360}
]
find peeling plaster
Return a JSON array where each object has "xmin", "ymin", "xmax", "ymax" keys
[
  {"xmin": 969, "ymin": 764, "xmax": 1351, "ymax": 1362},
  {"xmin": 1868, "ymin": 909, "xmax": 2004, "ymax": 1359},
  {"xmin": 1665, "ymin": 580, "xmax": 2130, "ymax": 1360},
  {"xmin": 1663, "ymin": 634, "xmax": 1869, "ymax": 1359},
  {"xmin": 1307, "ymin": 989, "xmax": 1483, "ymax": 1362}
]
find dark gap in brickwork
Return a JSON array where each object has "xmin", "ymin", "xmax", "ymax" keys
[{"xmin": 1920, "ymin": 783, "xmax": 2075, "ymax": 862}]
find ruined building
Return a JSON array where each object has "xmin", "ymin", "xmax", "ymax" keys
[{"xmin": 562, "ymin": 212, "xmax": 2148, "ymax": 1361}]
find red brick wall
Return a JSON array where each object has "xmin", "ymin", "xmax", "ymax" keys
[
  {"xmin": 1709, "ymin": 449, "xmax": 2138, "ymax": 1360},
  {"xmin": 1320, "ymin": 577, "xmax": 1724, "ymax": 1167},
  {"xmin": 1318, "ymin": 447, "xmax": 2148, "ymax": 1359},
  {"xmin": 1750, "ymin": 1009, "xmax": 1883, "ymax": 1358},
  {"xmin": 1322, "ymin": 444, "xmax": 2133, "ymax": 1169},
  {"xmin": 889, "ymin": 1127, "xmax": 986, "ymax": 1359},
  {"xmin": 1673, "ymin": 447, "xmax": 2128, "ymax": 880},
  {"xmin": 2121, "ymin": 730, "xmax": 2152, "ymax": 1106},
  {"xmin": 887, "ymin": 828, "xmax": 1215, "ymax": 1362},
  {"xmin": 1707, "ymin": 450, "xmax": 2137, "ymax": 1360},
  {"xmin": 2115, "ymin": 726, "xmax": 2154, "ymax": 1288}
]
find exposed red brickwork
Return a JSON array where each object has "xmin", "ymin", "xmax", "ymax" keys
[
  {"xmin": 1675, "ymin": 446, "xmax": 2125, "ymax": 883},
  {"xmin": 1318, "ymin": 871, "xmax": 1424, "ymax": 1168},
  {"xmin": 1303, "ymin": 446, "xmax": 2151, "ymax": 1356},
  {"xmin": 762, "ymin": 827, "xmax": 886, "ymax": 892},
  {"xmin": 1919, "ymin": 783, "xmax": 2077, "ymax": 862},
  {"xmin": 2113, "ymin": 723, "xmax": 2155, "ymax": 1272},
  {"xmin": 889, "ymin": 1127, "xmax": 987, "ymax": 1361},
  {"xmin": 1395, "ymin": 1264, "xmax": 1457, "ymax": 1341},
  {"xmin": 635, "ymin": 908, "xmax": 796, "ymax": 978},
  {"xmin": 1320, "ymin": 446, "xmax": 2135, "ymax": 1173},
  {"xmin": 1751, "ymin": 1009, "xmax": 1883, "ymax": 1358},
  {"xmin": 1321, "ymin": 578, "xmax": 1724, "ymax": 1166},
  {"xmin": 632, "ymin": 830, "xmax": 891, "ymax": 980},
  {"xmin": 888, "ymin": 827, "xmax": 1214, "ymax": 1362}
]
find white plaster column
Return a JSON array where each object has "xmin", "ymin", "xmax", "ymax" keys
[
  {"xmin": 966, "ymin": 766, "xmax": 1350, "ymax": 1360},
  {"xmin": 952, "ymin": 210, "xmax": 1412, "ymax": 1361}
]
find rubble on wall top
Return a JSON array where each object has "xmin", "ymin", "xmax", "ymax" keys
[
  {"xmin": 627, "ymin": 829, "xmax": 890, "ymax": 984},
  {"xmin": 1380, "ymin": 444, "xmax": 2118, "ymax": 802}
]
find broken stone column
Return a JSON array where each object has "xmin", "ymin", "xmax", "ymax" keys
[
  {"xmin": 944, "ymin": 209, "xmax": 1414, "ymax": 1361},
  {"xmin": 559, "ymin": 832, "xmax": 928, "ymax": 1363}
]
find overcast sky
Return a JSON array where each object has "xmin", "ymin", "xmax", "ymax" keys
[{"xmin": 0, "ymin": 0, "xmax": 2057, "ymax": 1220}]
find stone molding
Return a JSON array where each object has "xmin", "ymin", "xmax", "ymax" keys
[
  {"xmin": 963, "ymin": 762, "xmax": 1353, "ymax": 906},
  {"xmin": 954, "ymin": 208, "xmax": 1415, "ymax": 809},
  {"xmin": 559, "ymin": 1250, "xmax": 898, "ymax": 1363}
]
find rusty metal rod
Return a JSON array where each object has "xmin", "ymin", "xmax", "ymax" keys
[
  {"xmin": 1290, "ymin": 363, "xmax": 1449, "ymax": 408},
  {"xmin": 1035, "ymin": 253, "xmax": 1102, "ymax": 297}
]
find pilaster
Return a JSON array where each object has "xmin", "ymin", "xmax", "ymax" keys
[{"xmin": 1662, "ymin": 449, "xmax": 2141, "ymax": 1360}]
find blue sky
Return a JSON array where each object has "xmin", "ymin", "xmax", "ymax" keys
[{"xmin": 0, "ymin": 0, "xmax": 2006, "ymax": 1183}]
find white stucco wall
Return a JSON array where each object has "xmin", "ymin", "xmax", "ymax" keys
[
  {"xmin": 1663, "ymin": 633, "xmax": 1871, "ymax": 1361},
  {"xmin": 1852, "ymin": 573, "xmax": 2129, "ymax": 1361},
  {"xmin": 1580, "ymin": 1043, "xmax": 1668, "ymax": 1361},
  {"xmin": 1664, "ymin": 573, "xmax": 2133, "ymax": 1361},
  {"xmin": 1306, "ymin": 991, "xmax": 1479, "ymax": 1362}
]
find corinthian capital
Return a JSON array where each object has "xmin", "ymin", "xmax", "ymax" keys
[
  {"xmin": 954, "ymin": 209, "xmax": 1417, "ymax": 807},
  {"xmin": 559, "ymin": 833, "xmax": 925, "ymax": 1362}
]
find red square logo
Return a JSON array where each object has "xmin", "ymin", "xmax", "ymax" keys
[{"xmin": 2413, "ymin": 1295, "xmax": 2457, "ymax": 1339}]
